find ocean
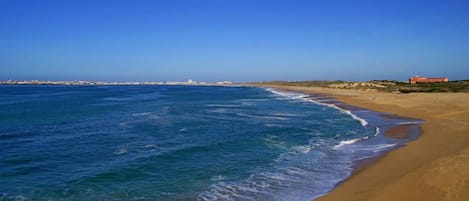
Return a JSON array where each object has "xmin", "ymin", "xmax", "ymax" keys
[{"xmin": 0, "ymin": 85, "xmax": 420, "ymax": 201}]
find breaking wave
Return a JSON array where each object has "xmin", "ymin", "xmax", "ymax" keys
[{"xmin": 264, "ymin": 88, "xmax": 368, "ymax": 126}]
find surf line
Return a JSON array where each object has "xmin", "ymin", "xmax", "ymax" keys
[{"xmin": 264, "ymin": 87, "xmax": 368, "ymax": 126}]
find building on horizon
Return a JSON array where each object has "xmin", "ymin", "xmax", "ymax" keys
[{"xmin": 409, "ymin": 76, "xmax": 448, "ymax": 84}]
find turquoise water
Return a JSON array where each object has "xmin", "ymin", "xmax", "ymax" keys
[{"xmin": 0, "ymin": 85, "xmax": 418, "ymax": 201}]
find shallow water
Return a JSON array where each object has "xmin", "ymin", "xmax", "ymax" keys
[{"xmin": 0, "ymin": 85, "xmax": 419, "ymax": 201}]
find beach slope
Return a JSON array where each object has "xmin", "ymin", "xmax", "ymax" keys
[{"xmin": 262, "ymin": 85, "xmax": 469, "ymax": 201}]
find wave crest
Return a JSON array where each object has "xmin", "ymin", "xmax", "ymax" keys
[{"xmin": 264, "ymin": 88, "xmax": 368, "ymax": 126}]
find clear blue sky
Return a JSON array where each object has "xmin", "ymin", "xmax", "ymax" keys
[{"xmin": 1, "ymin": 0, "xmax": 468, "ymax": 82}]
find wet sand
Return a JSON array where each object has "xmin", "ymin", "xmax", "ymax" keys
[
  {"xmin": 385, "ymin": 124, "xmax": 414, "ymax": 139},
  {"xmin": 261, "ymin": 85, "xmax": 469, "ymax": 201}
]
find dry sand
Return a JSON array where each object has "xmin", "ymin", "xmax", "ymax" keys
[{"xmin": 262, "ymin": 85, "xmax": 469, "ymax": 201}]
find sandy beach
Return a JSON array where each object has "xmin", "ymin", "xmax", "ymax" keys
[{"xmin": 261, "ymin": 85, "xmax": 469, "ymax": 201}]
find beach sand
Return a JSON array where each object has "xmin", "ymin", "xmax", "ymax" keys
[{"xmin": 261, "ymin": 85, "xmax": 469, "ymax": 201}]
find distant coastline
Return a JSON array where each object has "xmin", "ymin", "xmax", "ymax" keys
[{"xmin": 0, "ymin": 79, "xmax": 234, "ymax": 86}]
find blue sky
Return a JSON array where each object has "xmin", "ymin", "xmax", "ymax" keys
[{"xmin": 1, "ymin": 0, "xmax": 468, "ymax": 82}]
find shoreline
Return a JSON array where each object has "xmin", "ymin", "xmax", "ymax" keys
[
  {"xmin": 264, "ymin": 86, "xmax": 422, "ymax": 200},
  {"xmin": 261, "ymin": 85, "xmax": 469, "ymax": 201}
]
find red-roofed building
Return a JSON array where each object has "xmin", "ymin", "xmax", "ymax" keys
[{"xmin": 409, "ymin": 76, "xmax": 448, "ymax": 84}]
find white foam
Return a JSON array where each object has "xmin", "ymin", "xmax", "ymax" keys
[
  {"xmin": 264, "ymin": 88, "xmax": 309, "ymax": 100},
  {"xmin": 236, "ymin": 113, "xmax": 288, "ymax": 121},
  {"xmin": 282, "ymin": 167, "xmax": 310, "ymax": 176},
  {"xmin": 131, "ymin": 112, "xmax": 152, "ymax": 116},
  {"xmin": 291, "ymin": 145, "xmax": 314, "ymax": 153},
  {"xmin": 113, "ymin": 148, "xmax": 128, "ymax": 155},
  {"xmin": 264, "ymin": 123, "xmax": 285, "ymax": 127},
  {"xmin": 333, "ymin": 128, "xmax": 379, "ymax": 149},
  {"xmin": 137, "ymin": 144, "xmax": 158, "ymax": 153},
  {"xmin": 240, "ymin": 102, "xmax": 255, "ymax": 106},
  {"xmin": 359, "ymin": 143, "xmax": 397, "ymax": 152},
  {"xmin": 13, "ymin": 195, "xmax": 28, "ymax": 201},
  {"xmin": 211, "ymin": 175, "xmax": 226, "ymax": 181},
  {"xmin": 271, "ymin": 112, "xmax": 305, "ymax": 117},
  {"xmin": 146, "ymin": 114, "xmax": 161, "ymax": 120},
  {"xmin": 206, "ymin": 104, "xmax": 241, "ymax": 107},
  {"xmin": 196, "ymin": 89, "xmax": 393, "ymax": 201},
  {"xmin": 209, "ymin": 108, "xmax": 229, "ymax": 114},
  {"xmin": 398, "ymin": 121, "xmax": 422, "ymax": 125},
  {"xmin": 264, "ymin": 88, "xmax": 368, "ymax": 126},
  {"xmin": 144, "ymin": 144, "xmax": 157, "ymax": 148},
  {"xmin": 264, "ymin": 136, "xmax": 288, "ymax": 150},
  {"xmin": 238, "ymin": 98, "xmax": 270, "ymax": 102},
  {"xmin": 259, "ymin": 172, "xmax": 298, "ymax": 183},
  {"xmin": 333, "ymin": 138, "xmax": 361, "ymax": 149},
  {"xmin": 374, "ymin": 127, "xmax": 380, "ymax": 136}
]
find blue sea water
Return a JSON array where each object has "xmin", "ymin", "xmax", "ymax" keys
[{"xmin": 0, "ymin": 85, "xmax": 419, "ymax": 201}]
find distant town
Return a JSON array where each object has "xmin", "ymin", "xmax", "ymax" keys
[{"xmin": 0, "ymin": 79, "xmax": 234, "ymax": 86}]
